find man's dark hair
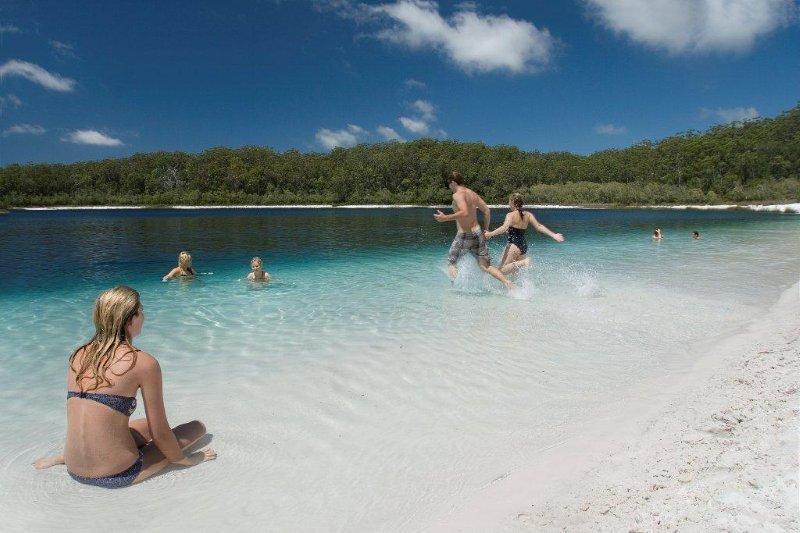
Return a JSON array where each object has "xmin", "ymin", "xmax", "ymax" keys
[{"xmin": 449, "ymin": 171, "xmax": 463, "ymax": 185}]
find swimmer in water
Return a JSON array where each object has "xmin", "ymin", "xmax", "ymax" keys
[
  {"xmin": 692, "ymin": 231, "xmax": 701, "ymax": 240},
  {"xmin": 32, "ymin": 286, "xmax": 216, "ymax": 487},
  {"xmin": 162, "ymin": 251, "xmax": 195, "ymax": 281},
  {"xmin": 434, "ymin": 171, "xmax": 514, "ymax": 290},
  {"xmin": 484, "ymin": 193, "xmax": 565, "ymax": 274},
  {"xmin": 652, "ymin": 228, "xmax": 663, "ymax": 241},
  {"xmin": 247, "ymin": 256, "xmax": 270, "ymax": 282}
]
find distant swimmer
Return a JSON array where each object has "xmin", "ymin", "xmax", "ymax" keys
[
  {"xmin": 692, "ymin": 231, "xmax": 701, "ymax": 240},
  {"xmin": 162, "ymin": 251, "xmax": 195, "ymax": 281},
  {"xmin": 434, "ymin": 171, "xmax": 514, "ymax": 290},
  {"xmin": 652, "ymin": 228, "xmax": 663, "ymax": 241},
  {"xmin": 247, "ymin": 256, "xmax": 270, "ymax": 282},
  {"xmin": 484, "ymin": 193, "xmax": 565, "ymax": 275},
  {"xmin": 32, "ymin": 286, "xmax": 216, "ymax": 487}
]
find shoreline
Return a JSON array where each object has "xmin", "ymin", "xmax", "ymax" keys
[
  {"xmin": 430, "ymin": 281, "xmax": 799, "ymax": 531},
  {"xmin": 9, "ymin": 202, "xmax": 800, "ymax": 213}
]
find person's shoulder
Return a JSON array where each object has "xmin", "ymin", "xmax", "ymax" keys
[
  {"xmin": 247, "ymin": 272, "xmax": 254, "ymax": 280},
  {"xmin": 135, "ymin": 350, "xmax": 161, "ymax": 374}
]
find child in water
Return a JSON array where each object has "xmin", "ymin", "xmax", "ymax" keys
[
  {"xmin": 162, "ymin": 251, "xmax": 195, "ymax": 281},
  {"xmin": 692, "ymin": 231, "xmax": 701, "ymax": 240},
  {"xmin": 652, "ymin": 228, "xmax": 663, "ymax": 241},
  {"xmin": 247, "ymin": 257, "xmax": 270, "ymax": 282}
]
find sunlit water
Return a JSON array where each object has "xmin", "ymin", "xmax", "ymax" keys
[{"xmin": 0, "ymin": 208, "xmax": 798, "ymax": 531}]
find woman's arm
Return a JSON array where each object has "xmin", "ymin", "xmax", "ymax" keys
[
  {"xmin": 485, "ymin": 213, "xmax": 512, "ymax": 239},
  {"xmin": 162, "ymin": 267, "xmax": 180, "ymax": 282},
  {"xmin": 138, "ymin": 353, "xmax": 197, "ymax": 465},
  {"xmin": 529, "ymin": 212, "xmax": 565, "ymax": 242}
]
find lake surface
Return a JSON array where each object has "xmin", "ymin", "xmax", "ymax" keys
[{"xmin": 0, "ymin": 207, "xmax": 798, "ymax": 531}]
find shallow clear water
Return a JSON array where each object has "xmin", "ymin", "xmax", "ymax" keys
[{"xmin": 0, "ymin": 207, "xmax": 798, "ymax": 531}]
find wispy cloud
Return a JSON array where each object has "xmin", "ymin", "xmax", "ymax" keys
[
  {"xmin": 62, "ymin": 129, "xmax": 123, "ymax": 146},
  {"xmin": 594, "ymin": 123, "xmax": 626, "ymax": 135},
  {"xmin": 585, "ymin": 0, "xmax": 798, "ymax": 54},
  {"xmin": 0, "ymin": 24, "xmax": 20, "ymax": 34},
  {"xmin": 411, "ymin": 99, "xmax": 435, "ymax": 120},
  {"xmin": 398, "ymin": 97, "xmax": 440, "ymax": 135},
  {"xmin": 701, "ymin": 106, "xmax": 760, "ymax": 124},
  {"xmin": 50, "ymin": 40, "xmax": 78, "ymax": 59},
  {"xmin": 399, "ymin": 116, "xmax": 429, "ymax": 134},
  {"xmin": 376, "ymin": 125, "xmax": 405, "ymax": 141},
  {"xmin": 0, "ymin": 60, "xmax": 76, "ymax": 92},
  {"xmin": 330, "ymin": 0, "xmax": 556, "ymax": 74},
  {"xmin": 0, "ymin": 94, "xmax": 22, "ymax": 112},
  {"xmin": 315, "ymin": 123, "xmax": 365, "ymax": 149},
  {"xmin": 404, "ymin": 78, "xmax": 427, "ymax": 89},
  {"xmin": 3, "ymin": 123, "xmax": 46, "ymax": 137}
]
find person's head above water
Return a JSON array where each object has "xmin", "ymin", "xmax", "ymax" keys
[
  {"xmin": 447, "ymin": 170, "xmax": 463, "ymax": 191},
  {"xmin": 178, "ymin": 251, "xmax": 192, "ymax": 270},
  {"xmin": 250, "ymin": 256, "xmax": 263, "ymax": 271},
  {"xmin": 692, "ymin": 231, "xmax": 700, "ymax": 239},
  {"xmin": 71, "ymin": 286, "xmax": 143, "ymax": 391}
]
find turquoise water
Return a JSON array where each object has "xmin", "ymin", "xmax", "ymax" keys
[{"xmin": 0, "ymin": 207, "xmax": 798, "ymax": 531}]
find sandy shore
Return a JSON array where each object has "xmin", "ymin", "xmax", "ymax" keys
[{"xmin": 432, "ymin": 283, "xmax": 799, "ymax": 532}]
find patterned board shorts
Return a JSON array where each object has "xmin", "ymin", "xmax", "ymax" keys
[{"xmin": 448, "ymin": 230, "xmax": 491, "ymax": 265}]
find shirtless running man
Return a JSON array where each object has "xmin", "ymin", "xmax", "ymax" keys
[{"xmin": 434, "ymin": 171, "xmax": 513, "ymax": 290}]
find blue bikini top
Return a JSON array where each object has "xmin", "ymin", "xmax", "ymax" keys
[{"xmin": 67, "ymin": 390, "xmax": 137, "ymax": 416}]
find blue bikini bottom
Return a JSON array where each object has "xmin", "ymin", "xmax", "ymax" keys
[{"xmin": 68, "ymin": 449, "xmax": 144, "ymax": 488}]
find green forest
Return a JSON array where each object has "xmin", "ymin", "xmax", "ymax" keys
[{"xmin": 1, "ymin": 104, "xmax": 798, "ymax": 209}]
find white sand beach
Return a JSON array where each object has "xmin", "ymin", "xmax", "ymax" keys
[
  {"xmin": 15, "ymin": 202, "xmax": 800, "ymax": 213},
  {"xmin": 433, "ymin": 282, "xmax": 799, "ymax": 531}
]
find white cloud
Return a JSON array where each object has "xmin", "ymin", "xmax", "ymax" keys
[
  {"xmin": 0, "ymin": 93, "xmax": 23, "ymax": 112},
  {"xmin": 358, "ymin": 0, "xmax": 555, "ymax": 73},
  {"xmin": 0, "ymin": 60, "xmax": 76, "ymax": 92},
  {"xmin": 701, "ymin": 106, "xmax": 760, "ymax": 123},
  {"xmin": 411, "ymin": 99, "xmax": 435, "ymax": 120},
  {"xmin": 315, "ymin": 123, "xmax": 365, "ymax": 149},
  {"xmin": 0, "ymin": 24, "xmax": 20, "ymax": 34},
  {"xmin": 586, "ymin": 0, "xmax": 797, "ymax": 54},
  {"xmin": 399, "ymin": 116, "xmax": 430, "ymax": 134},
  {"xmin": 404, "ymin": 78, "xmax": 427, "ymax": 89},
  {"xmin": 50, "ymin": 40, "xmax": 78, "ymax": 59},
  {"xmin": 3, "ymin": 123, "xmax": 46, "ymax": 136},
  {"xmin": 377, "ymin": 125, "xmax": 405, "ymax": 141},
  {"xmin": 62, "ymin": 129, "xmax": 123, "ymax": 146},
  {"xmin": 594, "ymin": 123, "xmax": 627, "ymax": 135}
]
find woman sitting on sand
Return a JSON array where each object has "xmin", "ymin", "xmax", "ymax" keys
[
  {"xmin": 162, "ymin": 251, "xmax": 195, "ymax": 281},
  {"xmin": 484, "ymin": 193, "xmax": 565, "ymax": 274},
  {"xmin": 33, "ymin": 286, "xmax": 216, "ymax": 487},
  {"xmin": 247, "ymin": 256, "xmax": 270, "ymax": 282}
]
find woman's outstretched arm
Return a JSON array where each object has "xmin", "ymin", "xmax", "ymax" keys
[
  {"xmin": 162, "ymin": 267, "xmax": 180, "ymax": 282},
  {"xmin": 529, "ymin": 212, "xmax": 565, "ymax": 242},
  {"xmin": 485, "ymin": 213, "xmax": 512, "ymax": 239}
]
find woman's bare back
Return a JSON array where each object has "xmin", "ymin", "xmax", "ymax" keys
[{"xmin": 64, "ymin": 346, "xmax": 141, "ymax": 477}]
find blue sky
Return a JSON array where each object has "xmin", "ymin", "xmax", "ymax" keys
[{"xmin": 0, "ymin": 0, "xmax": 798, "ymax": 164}]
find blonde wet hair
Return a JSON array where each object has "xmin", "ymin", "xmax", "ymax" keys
[
  {"xmin": 69, "ymin": 286, "xmax": 140, "ymax": 392},
  {"xmin": 178, "ymin": 251, "xmax": 192, "ymax": 270},
  {"xmin": 250, "ymin": 256, "xmax": 263, "ymax": 269}
]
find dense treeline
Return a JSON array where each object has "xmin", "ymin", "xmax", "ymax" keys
[{"xmin": 1, "ymin": 105, "xmax": 799, "ymax": 208}]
